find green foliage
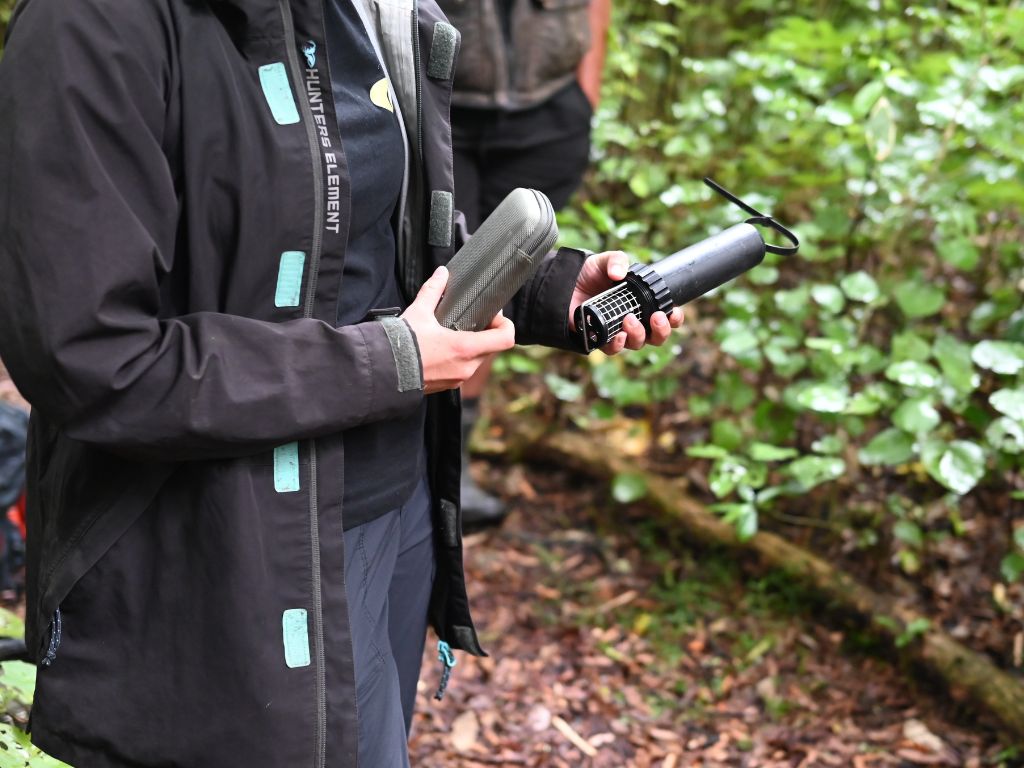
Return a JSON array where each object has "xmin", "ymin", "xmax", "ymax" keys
[
  {"xmin": 0, "ymin": 0, "xmax": 14, "ymax": 52},
  {"xmin": 0, "ymin": 609, "xmax": 66, "ymax": 766},
  {"xmin": 552, "ymin": 0, "xmax": 1023, "ymax": 572}
]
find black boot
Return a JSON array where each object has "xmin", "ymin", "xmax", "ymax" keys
[{"xmin": 460, "ymin": 398, "xmax": 506, "ymax": 525}]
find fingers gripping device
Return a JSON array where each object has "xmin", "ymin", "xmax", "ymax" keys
[{"xmin": 574, "ymin": 178, "xmax": 800, "ymax": 352}]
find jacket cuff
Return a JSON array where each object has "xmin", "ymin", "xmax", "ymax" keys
[
  {"xmin": 521, "ymin": 246, "xmax": 589, "ymax": 352},
  {"xmin": 377, "ymin": 316, "xmax": 423, "ymax": 392},
  {"xmin": 355, "ymin": 319, "xmax": 424, "ymax": 420}
]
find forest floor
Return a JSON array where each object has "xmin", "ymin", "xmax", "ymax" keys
[
  {"xmin": 1, "ymin": 364, "xmax": 1019, "ymax": 767},
  {"xmin": 409, "ymin": 458, "xmax": 1018, "ymax": 768}
]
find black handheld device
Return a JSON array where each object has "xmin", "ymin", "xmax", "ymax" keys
[{"xmin": 574, "ymin": 178, "xmax": 800, "ymax": 352}]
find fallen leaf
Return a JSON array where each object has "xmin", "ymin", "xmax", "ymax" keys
[
  {"xmin": 451, "ymin": 710, "xmax": 480, "ymax": 753},
  {"xmin": 526, "ymin": 704, "xmax": 552, "ymax": 733}
]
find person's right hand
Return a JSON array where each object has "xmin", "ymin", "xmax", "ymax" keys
[{"xmin": 401, "ymin": 266, "xmax": 516, "ymax": 395}]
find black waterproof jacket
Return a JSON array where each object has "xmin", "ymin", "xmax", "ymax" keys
[{"xmin": 0, "ymin": 0, "xmax": 586, "ymax": 764}]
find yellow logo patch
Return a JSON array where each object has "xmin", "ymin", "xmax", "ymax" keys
[{"xmin": 370, "ymin": 78, "xmax": 394, "ymax": 112}]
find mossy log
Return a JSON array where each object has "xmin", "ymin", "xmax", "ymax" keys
[{"xmin": 499, "ymin": 422, "xmax": 1024, "ymax": 743}]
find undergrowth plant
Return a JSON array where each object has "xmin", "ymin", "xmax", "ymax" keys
[{"xmin": 545, "ymin": 0, "xmax": 1024, "ymax": 578}]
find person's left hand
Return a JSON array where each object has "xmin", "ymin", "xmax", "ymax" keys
[{"xmin": 569, "ymin": 250, "xmax": 685, "ymax": 355}]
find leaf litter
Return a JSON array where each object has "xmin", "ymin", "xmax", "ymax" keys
[{"xmin": 409, "ymin": 463, "xmax": 1016, "ymax": 767}]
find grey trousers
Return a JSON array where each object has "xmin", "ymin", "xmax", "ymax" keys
[{"xmin": 344, "ymin": 474, "xmax": 435, "ymax": 768}]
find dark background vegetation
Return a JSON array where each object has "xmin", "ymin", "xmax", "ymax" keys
[{"xmin": 0, "ymin": 0, "xmax": 1022, "ymax": 765}]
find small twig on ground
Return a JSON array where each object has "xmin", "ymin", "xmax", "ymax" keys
[{"xmin": 552, "ymin": 715, "xmax": 599, "ymax": 758}]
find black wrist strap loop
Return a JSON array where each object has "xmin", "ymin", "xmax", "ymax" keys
[{"xmin": 703, "ymin": 177, "xmax": 800, "ymax": 256}]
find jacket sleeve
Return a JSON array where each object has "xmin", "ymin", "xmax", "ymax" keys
[
  {"xmin": 0, "ymin": 0, "xmax": 423, "ymax": 462},
  {"xmin": 506, "ymin": 246, "xmax": 588, "ymax": 352}
]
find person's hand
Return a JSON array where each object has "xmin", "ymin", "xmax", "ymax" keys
[
  {"xmin": 402, "ymin": 266, "xmax": 516, "ymax": 394},
  {"xmin": 569, "ymin": 250, "xmax": 685, "ymax": 355}
]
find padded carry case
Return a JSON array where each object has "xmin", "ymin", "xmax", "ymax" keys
[{"xmin": 435, "ymin": 188, "xmax": 558, "ymax": 331}]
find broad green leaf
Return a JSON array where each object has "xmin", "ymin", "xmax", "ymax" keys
[
  {"xmin": 709, "ymin": 457, "xmax": 750, "ymax": 498},
  {"xmin": 724, "ymin": 288, "xmax": 759, "ymax": 317},
  {"xmin": 736, "ymin": 504, "xmax": 758, "ymax": 541},
  {"xmin": 0, "ymin": 608, "xmax": 24, "ymax": 638},
  {"xmin": 775, "ymin": 286, "xmax": 812, "ymax": 317},
  {"xmin": 1016, "ymin": 527, "xmax": 1024, "ymax": 551},
  {"xmin": 0, "ymin": 661, "xmax": 36, "ymax": 710},
  {"xmin": 686, "ymin": 444, "xmax": 729, "ymax": 460},
  {"xmin": 582, "ymin": 201, "xmax": 615, "ymax": 233},
  {"xmin": 811, "ymin": 284, "xmax": 846, "ymax": 315},
  {"xmin": 749, "ymin": 265, "xmax": 779, "ymax": 285},
  {"xmin": 865, "ymin": 96, "xmax": 897, "ymax": 161},
  {"xmin": 844, "ymin": 392, "xmax": 883, "ymax": 415},
  {"xmin": 852, "ymin": 80, "xmax": 885, "ymax": 115},
  {"xmin": 892, "ymin": 332, "xmax": 931, "ymax": 363},
  {"xmin": 711, "ymin": 420, "xmax": 744, "ymax": 452},
  {"xmin": 933, "ymin": 335, "xmax": 979, "ymax": 394},
  {"xmin": 688, "ymin": 396, "xmax": 713, "ymax": 419},
  {"xmin": 719, "ymin": 328, "xmax": 760, "ymax": 357},
  {"xmin": 612, "ymin": 473, "xmax": 648, "ymax": 503},
  {"xmin": 796, "ymin": 383, "xmax": 849, "ymax": 413},
  {"xmin": 0, "ymin": 723, "xmax": 70, "ymax": 767},
  {"xmin": 748, "ymin": 442, "xmax": 799, "ymax": 461},
  {"xmin": 991, "ymin": 389, "xmax": 1024, "ymax": 422},
  {"xmin": 543, "ymin": 373, "xmax": 583, "ymax": 402},
  {"xmin": 937, "ymin": 236, "xmax": 980, "ymax": 271},
  {"xmin": 985, "ymin": 417, "xmax": 1024, "ymax": 455},
  {"xmin": 505, "ymin": 353, "xmax": 542, "ymax": 374},
  {"xmin": 817, "ymin": 102, "xmax": 854, "ymax": 126},
  {"xmin": 978, "ymin": 64, "xmax": 1024, "ymax": 93},
  {"xmin": 893, "ymin": 280, "xmax": 945, "ymax": 319},
  {"xmin": 859, "ymin": 428, "xmax": 915, "ymax": 466},
  {"xmin": 785, "ymin": 456, "xmax": 845, "ymax": 490},
  {"xmin": 892, "ymin": 397, "xmax": 941, "ymax": 434},
  {"xmin": 811, "ymin": 435, "xmax": 844, "ymax": 455},
  {"xmin": 710, "ymin": 503, "xmax": 758, "ymax": 541},
  {"xmin": 893, "ymin": 520, "xmax": 924, "ymax": 548},
  {"xmin": 1001, "ymin": 552, "xmax": 1024, "ymax": 583},
  {"xmin": 920, "ymin": 440, "xmax": 987, "ymax": 496},
  {"xmin": 972, "ymin": 341, "xmax": 1024, "ymax": 375},
  {"xmin": 885, "ymin": 361, "xmax": 942, "ymax": 389},
  {"xmin": 840, "ymin": 271, "xmax": 880, "ymax": 303}
]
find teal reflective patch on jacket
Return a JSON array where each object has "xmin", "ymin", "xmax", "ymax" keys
[
  {"xmin": 275, "ymin": 251, "xmax": 306, "ymax": 307},
  {"xmin": 282, "ymin": 609, "xmax": 311, "ymax": 668},
  {"xmin": 259, "ymin": 63, "xmax": 301, "ymax": 125},
  {"xmin": 273, "ymin": 443, "xmax": 300, "ymax": 493}
]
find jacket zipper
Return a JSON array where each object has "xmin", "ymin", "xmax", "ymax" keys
[
  {"xmin": 278, "ymin": 1, "xmax": 328, "ymax": 766},
  {"xmin": 405, "ymin": 1, "xmax": 425, "ymax": 301}
]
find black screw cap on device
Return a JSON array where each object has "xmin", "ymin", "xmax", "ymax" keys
[{"xmin": 576, "ymin": 264, "xmax": 673, "ymax": 352}]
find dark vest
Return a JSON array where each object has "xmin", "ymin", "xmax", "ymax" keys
[{"xmin": 440, "ymin": 0, "xmax": 592, "ymax": 110}]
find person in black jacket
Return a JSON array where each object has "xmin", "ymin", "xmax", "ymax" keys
[
  {"xmin": 441, "ymin": 0, "xmax": 612, "ymax": 523},
  {"xmin": 0, "ymin": 0, "xmax": 681, "ymax": 765}
]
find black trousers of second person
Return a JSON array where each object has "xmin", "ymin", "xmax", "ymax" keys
[{"xmin": 452, "ymin": 82, "xmax": 593, "ymax": 231}]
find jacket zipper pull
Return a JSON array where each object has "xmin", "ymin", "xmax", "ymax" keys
[
  {"xmin": 433, "ymin": 640, "xmax": 457, "ymax": 701},
  {"xmin": 41, "ymin": 607, "xmax": 62, "ymax": 667}
]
